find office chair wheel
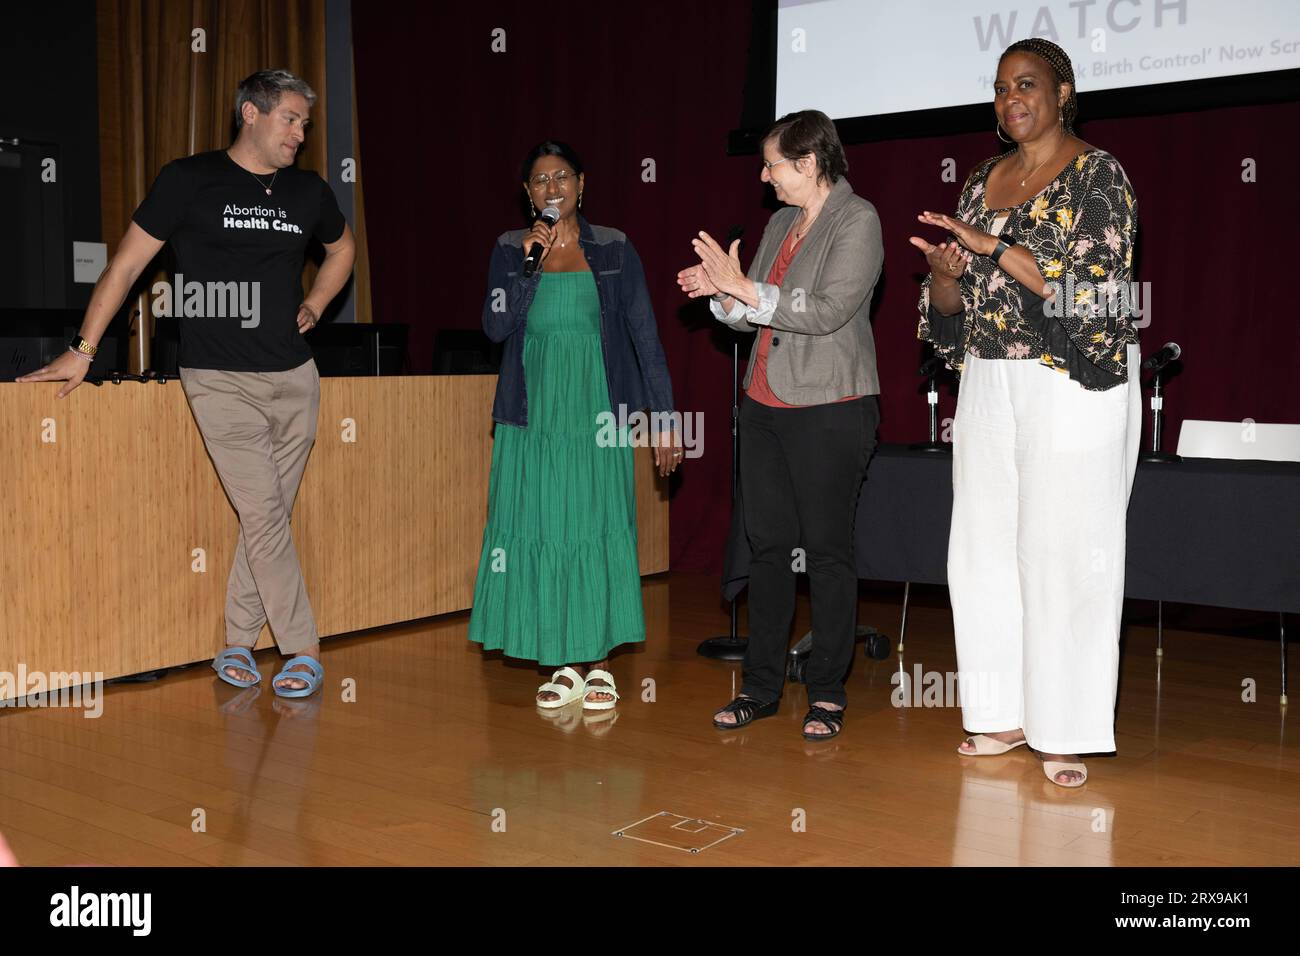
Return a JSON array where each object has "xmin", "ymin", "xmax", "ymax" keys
[{"xmin": 864, "ymin": 630, "xmax": 891, "ymax": 660}]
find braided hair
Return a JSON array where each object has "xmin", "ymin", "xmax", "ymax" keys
[{"xmin": 1000, "ymin": 38, "xmax": 1078, "ymax": 134}]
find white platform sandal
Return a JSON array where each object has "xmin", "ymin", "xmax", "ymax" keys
[
  {"xmin": 581, "ymin": 669, "xmax": 619, "ymax": 711},
  {"xmin": 536, "ymin": 666, "xmax": 585, "ymax": 709}
]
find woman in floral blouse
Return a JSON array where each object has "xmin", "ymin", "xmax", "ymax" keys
[{"xmin": 910, "ymin": 37, "xmax": 1142, "ymax": 788}]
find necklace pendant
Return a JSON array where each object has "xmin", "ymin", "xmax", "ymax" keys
[{"xmin": 265, "ymin": 188, "xmax": 272, "ymax": 195}]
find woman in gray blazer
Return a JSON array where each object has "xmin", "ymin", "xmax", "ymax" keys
[{"xmin": 678, "ymin": 109, "xmax": 884, "ymax": 740}]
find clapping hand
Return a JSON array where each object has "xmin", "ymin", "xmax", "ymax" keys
[
  {"xmin": 913, "ymin": 210, "xmax": 997, "ymax": 256},
  {"xmin": 908, "ymin": 235, "xmax": 971, "ymax": 281},
  {"xmin": 676, "ymin": 262, "xmax": 718, "ymax": 299},
  {"xmin": 690, "ymin": 231, "xmax": 747, "ymax": 299}
]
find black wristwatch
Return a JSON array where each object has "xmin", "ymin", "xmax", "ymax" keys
[{"xmin": 990, "ymin": 236, "xmax": 1017, "ymax": 265}]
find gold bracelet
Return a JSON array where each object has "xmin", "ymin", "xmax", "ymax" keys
[{"xmin": 70, "ymin": 335, "xmax": 98, "ymax": 357}]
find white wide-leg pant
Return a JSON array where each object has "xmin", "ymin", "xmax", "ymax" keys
[{"xmin": 949, "ymin": 343, "xmax": 1142, "ymax": 754}]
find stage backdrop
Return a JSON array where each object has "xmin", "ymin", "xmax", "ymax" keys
[{"xmin": 353, "ymin": 1, "xmax": 1300, "ymax": 574}]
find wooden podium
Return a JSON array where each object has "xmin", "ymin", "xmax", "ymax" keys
[{"xmin": 0, "ymin": 376, "xmax": 669, "ymax": 699}]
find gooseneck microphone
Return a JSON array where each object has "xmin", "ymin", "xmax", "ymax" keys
[{"xmin": 523, "ymin": 204, "xmax": 561, "ymax": 277}]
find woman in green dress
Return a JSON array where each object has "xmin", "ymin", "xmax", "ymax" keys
[{"xmin": 469, "ymin": 140, "xmax": 681, "ymax": 710}]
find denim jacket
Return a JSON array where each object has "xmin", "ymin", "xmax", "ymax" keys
[{"xmin": 482, "ymin": 215, "xmax": 675, "ymax": 430}]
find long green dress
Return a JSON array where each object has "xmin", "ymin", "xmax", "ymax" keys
[{"xmin": 467, "ymin": 270, "xmax": 646, "ymax": 665}]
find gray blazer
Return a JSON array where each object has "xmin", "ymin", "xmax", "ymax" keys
[{"xmin": 713, "ymin": 176, "xmax": 883, "ymax": 403}]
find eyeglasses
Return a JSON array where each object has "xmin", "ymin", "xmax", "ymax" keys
[
  {"xmin": 762, "ymin": 157, "xmax": 792, "ymax": 172},
  {"xmin": 528, "ymin": 170, "xmax": 576, "ymax": 189}
]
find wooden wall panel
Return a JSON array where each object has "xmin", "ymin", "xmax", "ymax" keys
[{"xmin": 0, "ymin": 376, "xmax": 669, "ymax": 698}]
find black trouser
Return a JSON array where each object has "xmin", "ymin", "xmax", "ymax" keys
[{"xmin": 738, "ymin": 394, "xmax": 878, "ymax": 709}]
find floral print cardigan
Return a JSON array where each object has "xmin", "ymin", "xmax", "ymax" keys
[{"xmin": 917, "ymin": 148, "xmax": 1139, "ymax": 391}]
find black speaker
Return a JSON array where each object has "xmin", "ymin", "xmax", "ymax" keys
[
  {"xmin": 0, "ymin": 307, "xmax": 125, "ymax": 380},
  {"xmin": 150, "ymin": 316, "xmax": 180, "ymax": 376},
  {"xmin": 304, "ymin": 322, "xmax": 408, "ymax": 376},
  {"xmin": 431, "ymin": 329, "xmax": 502, "ymax": 374}
]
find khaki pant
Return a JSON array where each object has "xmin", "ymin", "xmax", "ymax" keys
[{"xmin": 179, "ymin": 359, "xmax": 320, "ymax": 655}]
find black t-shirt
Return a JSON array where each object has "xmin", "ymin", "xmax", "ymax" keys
[{"xmin": 132, "ymin": 150, "xmax": 346, "ymax": 371}]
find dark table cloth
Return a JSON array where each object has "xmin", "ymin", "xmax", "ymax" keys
[{"xmin": 723, "ymin": 444, "xmax": 1300, "ymax": 615}]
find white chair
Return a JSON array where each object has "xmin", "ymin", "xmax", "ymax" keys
[{"xmin": 1176, "ymin": 420, "xmax": 1300, "ymax": 462}]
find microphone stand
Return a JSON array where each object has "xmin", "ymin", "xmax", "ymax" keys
[
  {"xmin": 1141, "ymin": 354, "xmax": 1180, "ymax": 665},
  {"xmin": 909, "ymin": 355, "xmax": 951, "ymax": 454},
  {"xmin": 698, "ymin": 337, "xmax": 748, "ymax": 661},
  {"xmin": 1141, "ymin": 363, "xmax": 1181, "ymax": 464}
]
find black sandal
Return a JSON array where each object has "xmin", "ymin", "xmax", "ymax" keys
[
  {"xmin": 712, "ymin": 695, "xmax": 779, "ymax": 729},
  {"xmin": 801, "ymin": 705, "xmax": 845, "ymax": 740}
]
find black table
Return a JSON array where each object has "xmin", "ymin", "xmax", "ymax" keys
[
  {"xmin": 725, "ymin": 443, "xmax": 1300, "ymax": 610},
  {"xmin": 722, "ymin": 444, "xmax": 1299, "ymax": 690}
]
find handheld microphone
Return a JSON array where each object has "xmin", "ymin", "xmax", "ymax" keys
[
  {"xmin": 1141, "ymin": 342, "xmax": 1181, "ymax": 373},
  {"xmin": 523, "ymin": 204, "xmax": 561, "ymax": 277}
]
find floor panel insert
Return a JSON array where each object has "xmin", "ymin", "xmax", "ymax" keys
[{"xmin": 612, "ymin": 811, "xmax": 744, "ymax": 854}]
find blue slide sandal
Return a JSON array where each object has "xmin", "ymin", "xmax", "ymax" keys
[
  {"xmin": 212, "ymin": 646, "xmax": 261, "ymax": 688},
  {"xmin": 272, "ymin": 655, "xmax": 324, "ymax": 699}
]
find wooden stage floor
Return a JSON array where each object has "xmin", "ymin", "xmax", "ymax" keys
[{"xmin": 0, "ymin": 572, "xmax": 1295, "ymax": 866}]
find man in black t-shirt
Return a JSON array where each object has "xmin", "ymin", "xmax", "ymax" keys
[{"xmin": 20, "ymin": 69, "xmax": 355, "ymax": 697}]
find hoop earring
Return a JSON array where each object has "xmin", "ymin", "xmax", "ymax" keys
[{"xmin": 996, "ymin": 123, "xmax": 1013, "ymax": 143}]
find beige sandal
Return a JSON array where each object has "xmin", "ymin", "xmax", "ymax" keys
[
  {"xmin": 957, "ymin": 733, "xmax": 1028, "ymax": 756},
  {"xmin": 1043, "ymin": 760, "xmax": 1088, "ymax": 788}
]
